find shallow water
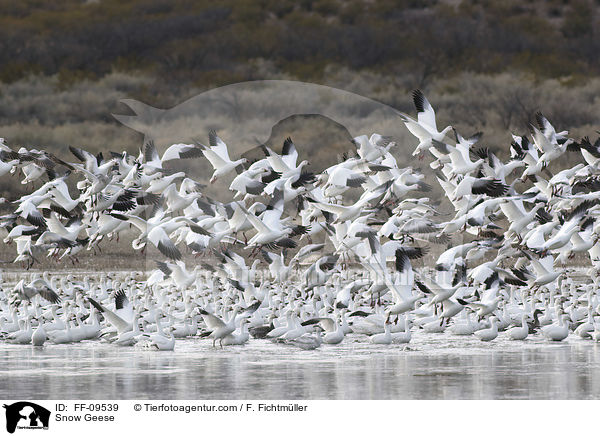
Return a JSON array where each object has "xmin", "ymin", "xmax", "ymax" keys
[{"xmin": 4, "ymin": 332, "xmax": 600, "ymax": 400}]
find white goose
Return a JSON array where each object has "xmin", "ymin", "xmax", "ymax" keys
[
  {"xmin": 541, "ymin": 313, "xmax": 569, "ymax": 342},
  {"xmin": 31, "ymin": 322, "xmax": 46, "ymax": 346},
  {"xmin": 399, "ymin": 90, "xmax": 452, "ymax": 158},
  {"xmin": 474, "ymin": 316, "xmax": 498, "ymax": 342},
  {"xmin": 87, "ymin": 290, "xmax": 134, "ymax": 335},
  {"xmin": 391, "ymin": 317, "xmax": 412, "ymax": 344},
  {"xmin": 370, "ymin": 318, "xmax": 392, "ymax": 345},
  {"xmin": 137, "ymin": 313, "xmax": 175, "ymax": 351},
  {"xmin": 221, "ymin": 318, "xmax": 250, "ymax": 346},
  {"xmin": 506, "ymin": 313, "xmax": 529, "ymax": 340},
  {"xmin": 200, "ymin": 131, "xmax": 247, "ymax": 184},
  {"xmin": 200, "ymin": 307, "xmax": 244, "ymax": 347}
]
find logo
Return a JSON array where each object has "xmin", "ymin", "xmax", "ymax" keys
[{"xmin": 3, "ymin": 402, "xmax": 50, "ymax": 433}]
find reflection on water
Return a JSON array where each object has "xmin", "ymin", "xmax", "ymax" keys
[{"xmin": 3, "ymin": 333, "xmax": 600, "ymax": 400}]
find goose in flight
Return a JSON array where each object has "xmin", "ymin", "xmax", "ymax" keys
[
  {"xmin": 352, "ymin": 134, "xmax": 395, "ymax": 162},
  {"xmin": 200, "ymin": 131, "xmax": 248, "ymax": 183},
  {"xmin": 114, "ymin": 212, "xmax": 183, "ymax": 261},
  {"xmin": 306, "ymin": 181, "xmax": 389, "ymax": 223},
  {"xmin": 243, "ymin": 189, "xmax": 307, "ymax": 249},
  {"xmin": 87, "ymin": 290, "xmax": 134, "ymax": 335},
  {"xmin": 399, "ymin": 90, "xmax": 452, "ymax": 158},
  {"xmin": 531, "ymin": 114, "xmax": 573, "ymax": 168},
  {"xmin": 12, "ymin": 279, "xmax": 60, "ymax": 304},
  {"xmin": 143, "ymin": 139, "xmax": 203, "ymax": 172}
]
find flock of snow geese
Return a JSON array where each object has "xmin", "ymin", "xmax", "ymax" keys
[{"xmin": 3, "ymin": 89, "xmax": 600, "ymax": 351}]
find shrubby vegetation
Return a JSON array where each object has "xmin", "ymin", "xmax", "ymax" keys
[
  {"xmin": 2, "ymin": 70, "xmax": 599, "ymax": 158},
  {"xmin": 0, "ymin": 0, "xmax": 599, "ymax": 200},
  {"xmin": 0, "ymin": 0, "xmax": 598, "ymax": 84}
]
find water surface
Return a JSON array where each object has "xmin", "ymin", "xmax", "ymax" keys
[{"xmin": 3, "ymin": 333, "xmax": 600, "ymax": 400}]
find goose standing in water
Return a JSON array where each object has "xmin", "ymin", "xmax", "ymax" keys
[
  {"xmin": 391, "ymin": 317, "xmax": 412, "ymax": 344},
  {"xmin": 200, "ymin": 307, "xmax": 245, "ymax": 348},
  {"xmin": 221, "ymin": 318, "xmax": 250, "ymax": 346},
  {"xmin": 506, "ymin": 313, "xmax": 529, "ymax": 340},
  {"xmin": 31, "ymin": 321, "xmax": 46, "ymax": 346},
  {"xmin": 370, "ymin": 318, "xmax": 392, "ymax": 345},
  {"xmin": 542, "ymin": 313, "xmax": 570, "ymax": 342},
  {"xmin": 287, "ymin": 326, "xmax": 323, "ymax": 350},
  {"xmin": 474, "ymin": 317, "xmax": 498, "ymax": 342},
  {"xmin": 137, "ymin": 312, "xmax": 175, "ymax": 351}
]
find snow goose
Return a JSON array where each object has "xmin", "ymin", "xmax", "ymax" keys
[
  {"xmin": 229, "ymin": 167, "xmax": 268, "ymax": 198},
  {"xmin": 137, "ymin": 313, "xmax": 175, "ymax": 351},
  {"xmin": 531, "ymin": 113, "xmax": 573, "ymax": 167},
  {"xmin": 391, "ymin": 317, "xmax": 412, "ymax": 343},
  {"xmin": 576, "ymin": 136, "xmax": 600, "ymax": 167},
  {"xmin": 322, "ymin": 317, "xmax": 346, "ymax": 345},
  {"xmin": 370, "ymin": 317, "xmax": 392, "ymax": 344},
  {"xmin": 264, "ymin": 137, "xmax": 301, "ymax": 175},
  {"xmin": 117, "ymin": 213, "xmax": 183, "ymax": 261},
  {"xmin": 447, "ymin": 311, "xmax": 478, "ymax": 335},
  {"xmin": 143, "ymin": 139, "xmax": 202, "ymax": 172},
  {"xmin": 243, "ymin": 189, "xmax": 306, "ymax": 249},
  {"xmin": 162, "ymin": 183, "xmax": 203, "ymax": 215},
  {"xmin": 539, "ymin": 206, "xmax": 587, "ymax": 254},
  {"xmin": 381, "ymin": 169, "xmax": 432, "ymax": 202},
  {"xmin": 467, "ymin": 292, "xmax": 502, "ymax": 321},
  {"xmin": 399, "ymin": 90, "xmax": 452, "ymax": 158},
  {"xmin": 503, "ymin": 201, "xmax": 545, "ymax": 241},
  {"xmin": 68, "ymin": 145, "xmax": 115, "ymax": 177},
  {"xmin": 199, "ymin": 307, "xmax": 244, "ymax": 348},
  {"xmin": 261, "ymin": 250, "xmax": 293, "ymax": 283},
  {"xmin": 474, "ymin": 316, "xmax": 498, "ymax": 342},
  {"xmin": 541, "ymin": 313, "xmax": 569, "ymax": 341},
  {"xmin": 266, "ymin": 310, "xmax": 296, "ymax": 339},
  {"xmin": 31, "ymin": 322, "xmax": 46, "ymax": 346},
  {"xmin": 376, "ymin": 248, "xmax": 424, "ymax": 316},
  {"xmin": 7, "ymin": 317, "xmax": 33, "ymax": 344},
  {"xmin": 221, "ymin": 318, "xmax": 250, "ymax": 346},
  {"xmin": 262, "ymin": 139, "xmax": 312, "ymax": 194},
  {"xmin": 574, "ymin": 307, "xmax": 595, "ymax": 339},
  {"xmin": 435, "ymin": 242, "xmax": 477, "ymax": 271},
  {"xmin": 422, "ymin": 316, "xmax": 447, "ymax": 333},
  {"xmin": 87, "ymin": 290, "xmax": 134, "ymax": 335},
  {"xmin": 287, "ymin": 326, "xmax": 323, "ymax": 350},
  {"xmin": 351, "ymin": 134, "xmax": 394, "ymax": 162},
  {"xmin": 201, "ymin": 131, "xmax": 247, "ymax": 183},
  {"xmin": 453, "ymin": 176, "xmax": 509, "ymax": 200},
  {"xmin": 303, "ymin": 255, "xmax": 339, "ymax": 291},
  {"xmin": 114, "ymin": 313, "xmax": 143, "ymax": 346},
  {"xmin": 301, "ymin": 314, "xmax": 346, "ymax": 345},
  {"xmin": 0, "ymin": 154, "xmax": 18, "ymax": 177},
  {"xmin": 305, "ymin": 181, "xmax": 388, "ymax": 223},
  {"xmin": 48, "ymin": 319, "xmax": 73, "ymax": 344},
  {"xmin": 320, "ymin": 166, "xmax": 366, "ymax": 198},
  {"xmin": 12, "ymin": 279, "xmax": 61, "ymax": 305},
  {"xmin": 155, "ymin": 261, "xmax": 199, "ymax": 290},
  {"xmin": 506, "ymin": 313, "xmax": 529, "ymax": 340},
  {"xmin": 436, "ymin": 132, "xmax": 484, "ymax": 178},
  {"xmin": 527, "ymin": 255, "xmax": 562, "ymax": 288},
  {"xmin": 145, "ymin": 171, "xmax": 186, "ymax": 194}
]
